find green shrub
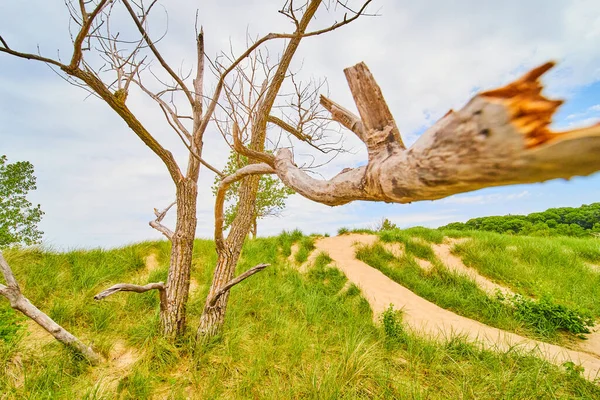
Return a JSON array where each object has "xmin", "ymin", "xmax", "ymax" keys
[
  {"xmin": 0, "ymin": 304, "xmax": 22, "ymax": 343},
  {"xmin": 337, "ymin": 227, "xmax": 349, "ymax": 235},
  {"xmin": 509, "ymin": 295, "xmax": 594, "ymax": 336},
  {"xmin": 377, "ymin": 218, "xmax": 397, "ymax": 231},
  {"xmin": 381, "ymin": 305, "xmax": 404, "ymax": 342}
]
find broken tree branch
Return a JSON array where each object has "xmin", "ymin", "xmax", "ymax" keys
[
  {"xmin": 274, "ymin": 61, "xmax": 600, "ymax": 206},
  {"xmin": 207, "ymin": 263, "xmax": 269, "ymax": 307},
  {"xmin": 0, "ymin": 252, "xmax": 101, "ymax": 364},
  {"xmin": 94, "ymin": 282, "xmax": 167, "ymax": 310},
  {"xmin": 149, "ymin": 201, "xmax": 176, "ymax": 240}
]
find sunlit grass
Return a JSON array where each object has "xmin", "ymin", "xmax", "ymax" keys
[{"xmin": 1, "ymin": 232, "xmax": 599, "ymax": 398}]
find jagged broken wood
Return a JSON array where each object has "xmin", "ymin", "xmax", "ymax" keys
[
  {"xmin": 0, "ymin": 252, "xmax": 101, "ymax": 364},
  {"xmin": 273, "ymin": 62, "xmax": 600, "ymax": 206},
  {"xmin": 94, "ymin": 282, "xmax": 167, "ymax": 311}
]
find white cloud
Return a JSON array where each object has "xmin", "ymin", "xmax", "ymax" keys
[{"xmin": 1, "ymin": 1, "xmax": 600, "ymax": 248}]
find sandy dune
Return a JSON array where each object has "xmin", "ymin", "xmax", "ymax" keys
[{"xmin": 311, "ymin": 234, "xmax": 600, "ymax": 382}]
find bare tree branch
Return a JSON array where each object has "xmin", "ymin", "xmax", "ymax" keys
[
  {"xmin": 0, "ymin": 252, "xmax": 101, "ymax": 364},
  {"xmin": 149, "ymin": 201, "xmax": 175, "ymax": 240},
  {"xmin": 121, "ymin": 0, "xmax": 195, "ymax": 106},
  {"xmin": 208, "ymin": 263, "xmax": 269, "ymax": 307},
  {"xmin": 274, "ymin": 61, "xmax": 600, "ymax": 206},
  {"xmin": 70, "ymin": 0, "xmax": 111, "ymax": 70},
  {"xmin": 94, "ymin": 282, "xmax": 167, "ymax": 311}
]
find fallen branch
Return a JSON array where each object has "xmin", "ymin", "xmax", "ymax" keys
[
  {"xmin": 0, "ymin": 252, "xmax": 101, "ymax": 364},
  {"xmin": 208, "ymin": 263, "xmax": 269, "ymax": 307},
  {"xmin": 94, "ymin": 282, "xmax": 167, "ymax": 311},
  {"xmin": 273, "ymin": 61, "xmax": 600, "ymax": 206}
]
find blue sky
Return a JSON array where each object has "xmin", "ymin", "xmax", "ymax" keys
[{"xmin": 1, "ymin": 0, "xmax": 600, "ymax": 248}]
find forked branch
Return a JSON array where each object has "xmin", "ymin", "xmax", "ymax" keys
[
  {"xmin": 273, "ymin": 61, "xmax": 600, "ymax": 206},
  {"xmin": 149, "ymin": 201, "xmax": 175, "ymax": 240}
]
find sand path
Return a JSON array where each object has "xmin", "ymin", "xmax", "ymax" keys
[
  {"xmin": 313, "ymin": 234, "xmax": 600, "ymax": 381},
  {"xmin": 431, "ymin": 240, "xmax": 515, "ymax": 298}
]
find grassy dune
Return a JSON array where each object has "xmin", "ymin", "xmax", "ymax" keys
[
  {"xmin": 1, "ymin": 233, "xmax": 599, "ymax": 398},
  {"xmin": 357, "ymin": 227, "xmax": 599, "ymax": 342}
]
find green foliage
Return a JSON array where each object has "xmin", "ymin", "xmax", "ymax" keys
[
  {"xmin": 439, "ymin": 203, "xmax": 600, "ymax": 237},
  {"xmin": 1, "ymin": 235, "xmax": 600, "ymax": 398},
  {"xmin": 356, "ymin": 243, "xmax": 526, "ymax": 337},
  {"xmin": 507, "ymin": 295, "xmax": 594, "ymax": 336},
  {"xmin": 277, "ymin": 229, "xmax": 304, "ymax": 257},
  {"xmin": 379, "ymin": 229, "xmax": 436, "ymax": 261},
  {"xmin": 0, "ymin": 155, "xmax": 44, "ymax": 247},
  {"xmin": 381, "ymin": 305, "xmax": 404, "ymax": 342},
  {"xmin": 337, "ymin": 227, "xmax": 349, "ymax": 235},
  {"xmin": 0, "ymin": 304, "xmax": 22, "ymax": 343},
  {"xmin": 450, "ymin": 232, "xmax": 600, "ymax": 318},
  {"xmin": 377, "ymin": 218, "xmax": 397, "ymax": 231},
  {"xmin": 213, "ymin": 151, "xmax": 294, "ymax": 232}
]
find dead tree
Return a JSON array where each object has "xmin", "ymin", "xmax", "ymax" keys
[
  {"xmin": 0, "ymin": 252, "xmax": 101, "ymax": 364},
  {"xmin": 196, "ymin": 1, "xmax": 366, "ymax": 339},
  {"xmin": 0, "ymin": 0, "xmax": 371, "ymax": 339}
]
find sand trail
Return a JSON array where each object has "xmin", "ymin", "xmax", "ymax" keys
[{"xmin": 313, "ymin": 234, "xmax": 600, "ymax": 381}]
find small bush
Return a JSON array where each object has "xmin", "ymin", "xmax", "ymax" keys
[
  {"xmin": 377, "ymin": 218, "xmax": 397, "ymax": 231},
  {"xmin": 509, "ymin": 295, "xmax": 594, "ymax": 336},
  {"xmin": 381, "ymin": 305, "xmax": 404, "ymax": 342},
  {"xmin": 0, "ymin": 305, "xmax": 22, "ymax": 343},
  {"xmin": 337, "ymin": 227, "xmax": 349, "ymax": 235}
]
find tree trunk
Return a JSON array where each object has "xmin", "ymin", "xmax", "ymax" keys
[
  {"xmin": 197, "ymin": 176, "xmax": 259, "ymax": 339},
  {"xmin": 251, "ymin": 216, "xmax": 258, "ymax": 239},
  {"xmin": 160, "ymin": 178, "xmax": 198, "ymax": 337}
]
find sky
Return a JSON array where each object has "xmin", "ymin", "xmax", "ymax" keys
[{"xmin": 1, "ymin": 0, "xmax": 600, "ymax": 249}]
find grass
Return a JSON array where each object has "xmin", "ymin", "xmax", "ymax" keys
[
  {"xmin": 1, "ymin": 232, "xmax": 599, "ymax": 398},
  {"xmin": 355, "ymin": 243, "xmax": 529, "ymax": 337},
  {"xmin": 447, "ymin": 230, "xmax": 600, "ymax": 318},
  {"xmin": 371, "ymin": 227, "xmax": 600, "ymax": 340}
]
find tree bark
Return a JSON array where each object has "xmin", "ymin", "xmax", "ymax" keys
[
  {"xmin": 160, "ymin": 178, "xmax": 198, "ymax": 337},
  {"xmin": 0, "ymin": 252, "xmax": 101, "ymax": 364},
  {"xmin": 251, "ymin": 216, "xmax": 258, "ymax": 239}
]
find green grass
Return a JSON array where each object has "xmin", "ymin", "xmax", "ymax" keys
[
  {"xmin": 1, "ymin": 233, "xmax": 599, "ymax": 398},
  {"xmin": 355, "ymin": 243, "xmax": 529, "ymax": 337},
  {"xmin": 372, "ymin": 227, "xmax": 599, "ymax": 340},
  {"xmin": 447, "ymin": 231, "xmax": 600, "ymax": 318},
  {"xmin": 294, "ymin": 236, "xmax": 316, "ymax": 263}
]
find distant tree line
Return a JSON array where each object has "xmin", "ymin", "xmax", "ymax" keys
[{"xmin": 439, "ymin": 203, "xmax": 600, "ymax": 237}]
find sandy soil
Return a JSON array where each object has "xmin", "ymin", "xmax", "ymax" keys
[
  {"xmin": 313, "ymin": 234, "xmax": 600, "ymax": 381},
  {"xmin": 431, "ymin": 240, "xmax": 515, "ymax": 298}
]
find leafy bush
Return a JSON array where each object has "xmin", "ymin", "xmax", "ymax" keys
[
  {"xmin": 377, "ymin": 218, "xmax": 397, "ymax": 231},
  {"xmin": 508, "ymin": 295, "xmax": 594, "ymax": 336},
  {"xmin": 381, "ymin": 305, "xmax": 404, "ymax": 342}
]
